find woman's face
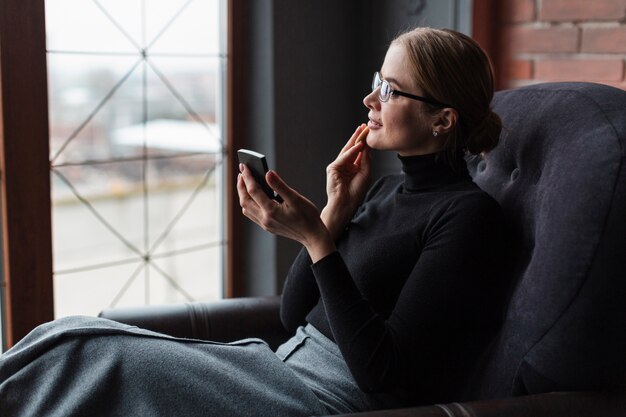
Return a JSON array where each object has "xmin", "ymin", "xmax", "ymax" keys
[{"xmin": 363, "ymin": 44, "xmax": 443, "ymax": 156}]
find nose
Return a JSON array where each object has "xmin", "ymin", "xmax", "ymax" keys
[{"xmin": 363, "ymin": 89, "xmax": 380, "ymax": 111}]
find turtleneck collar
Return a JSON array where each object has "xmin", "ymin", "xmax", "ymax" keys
[{"xmin": 398, "ymin": 151, "xmax": 471, "ymax": 193}]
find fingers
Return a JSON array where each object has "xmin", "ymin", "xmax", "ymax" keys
[
  {"xmin": 355, "ymin": 144, "xmax": 371, "ymax": 169},
  {"xmin": 239, "ymin": 164, "xmax": 276, "ymax": 208},
  {"xmin": 237, "ymin": 170, "xmax": 262, "ymax": 223},
  {"xmin": 265, "ymin": 170, "xmax": 297, "ymax": 204},
  {"xmin": 334, "ymin": 123, "xmax": 371, "ymax": 173},
  {"xmin": 238, "ymin": 166, "xmax": 322, "ymax": 244},
  {"xmin": 238, "ymin": 164, "xmax": 280, "ymax": 228},
  {"xmin": 340, "ymin": 123, "xmax": 368, "ymax": 154},
  {"xmin": 334, "ymin": 138, "xmax": 367, "ymax": 168}
]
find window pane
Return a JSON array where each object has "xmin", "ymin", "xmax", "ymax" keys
[
  {"xmin": 45, "ymin": 0, "xmax": 147, "ymax": 54},
  {"xmin": 46, "ymin": 0, "xmax": 226, "ymax": 318}
]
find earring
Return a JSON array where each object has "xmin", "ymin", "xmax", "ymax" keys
[{"xmin": 432, "ymin": 130, "xmax": 439, "ymax": 137}]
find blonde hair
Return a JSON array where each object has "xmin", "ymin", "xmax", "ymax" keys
[{"xmin": 392, "ymin": 27, "xmax": 501, "ymax": 156}]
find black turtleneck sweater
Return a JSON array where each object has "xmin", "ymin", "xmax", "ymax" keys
[{"xmin": 280, "ymin": 152, "xmax": 508, "ymax": 407}]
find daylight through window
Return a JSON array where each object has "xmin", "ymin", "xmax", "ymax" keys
[{"xmin": 46, "ymin": 0, "xmax": 227, "ymax": 317}]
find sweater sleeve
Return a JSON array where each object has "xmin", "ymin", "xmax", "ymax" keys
[
  {"xmin": 311, "ymin": 195, "xmax": 508, "ymax": 395},
  {"xmin": 280, "ymin": 247, "xmax": 320, "ymax": 333},
  {"xmin": 280, "ymin": 179, "xmax": 388, "ymax": 333}
]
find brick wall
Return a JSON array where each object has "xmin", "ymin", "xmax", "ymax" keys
[{"xmin": 493, "ymin": 0, "xmax": 626, "ymax": 90}]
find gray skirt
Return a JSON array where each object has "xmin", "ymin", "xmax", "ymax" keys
[
  {"xmin": 0, "ymin": 316, "xmax": 381, "ymax": 416},
  {"xmin": 276, "ymin": 324, "xmax": 389, "ymax": 414}
]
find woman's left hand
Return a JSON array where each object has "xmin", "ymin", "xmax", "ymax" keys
[
  {"xmin": 321, "ymin": 124, "xmax": 372, "ymax": 239},
  {"xmin": 237, "ymin": 165, "xmax": 336, "ymax": 262}
]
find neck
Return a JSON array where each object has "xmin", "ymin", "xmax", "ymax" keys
[{"xmin": 398, "ymin": 151, "xmax": 470, "ymax": 193}]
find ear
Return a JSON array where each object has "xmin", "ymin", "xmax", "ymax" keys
[{"xmin": 431, "ymin": 108, "xmax": 458, "ymax": 135}]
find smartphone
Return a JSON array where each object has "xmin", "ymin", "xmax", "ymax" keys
[{"xmin": 237, "ymin": 149, "xmax": 283, "ymax": 202}]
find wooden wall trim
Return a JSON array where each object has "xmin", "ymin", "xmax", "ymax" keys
[
  {"xmin": 0, "ymin": 0, "xmax": 54, "ymax": 347},
  {"xmin": 472, "ymin": 0, "xmax": 507, "ymax": 90}
]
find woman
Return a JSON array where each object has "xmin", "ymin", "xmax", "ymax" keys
[
  {"xmin": 0, "ymin": 28, "xmax": 508, "ymax": 416},
  {"xmin": 238, "ymin": 27, "xmax": 508, "ymax": 411}
]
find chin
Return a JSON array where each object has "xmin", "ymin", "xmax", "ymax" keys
[
  {"xmin": 363, "ymin": 133, "xmax": 384, "ymax": 150},
  {"xmin": 364, "ymin": 140, "xmax": 383, "ymax": 151}
]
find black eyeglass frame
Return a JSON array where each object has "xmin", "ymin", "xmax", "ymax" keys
[{"xmin": 372, "ymin": 72, "xmax": 454, "ymax": 109}]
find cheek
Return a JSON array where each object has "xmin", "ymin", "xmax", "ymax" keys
[
  {"xmin": 384, "ymin": 107, "xmax": 423, "ymax": 140},
  {"xmin": 368, "ymin": 104, "xmax": 431, "ymax": 150}
]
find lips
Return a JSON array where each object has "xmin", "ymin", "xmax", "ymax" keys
[{"xmin": 368, "ymin": 118, "xmax": 382, "ymax": 128}]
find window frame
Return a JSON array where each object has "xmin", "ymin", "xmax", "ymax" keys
[{"xmin": 0, "ymin": 0, "xmax": 53, "ymax": 349}]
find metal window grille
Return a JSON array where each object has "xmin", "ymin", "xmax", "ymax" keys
[{"xmin": 46, "ymin": 0, "xmax": 227, "ymax": 317}]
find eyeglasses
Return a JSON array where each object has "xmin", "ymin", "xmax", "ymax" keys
[{"xmin": 371, "ymin": 72, "xmax": 453, "ymax": 108}]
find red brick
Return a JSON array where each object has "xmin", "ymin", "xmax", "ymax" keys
[
  {"xmin": 540, "ymin": 0, "xmax": 626, "ymax": 21},
  {"xmin": 504, "ymin": 26, "xmax": 579, "ymax": 54},
  {"xmin": 601, "ymin": 81, "xmax": 626, "ymax": 90},
  {"xmin": 501, "ymin": 0, "xmax": 535, "ymax": 22},
  {"xmin": 502, "ymin": 59, "xmax": 533, "ymax": 80},
  {"xmin": 582, "ymin": 26, "xmax": 626, "ymax": 53},
  {"xmin": 535, "ymin": 58, "xmax": 624, "ymax": 81}
]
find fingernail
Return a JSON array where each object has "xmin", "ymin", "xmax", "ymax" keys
[{"xmin": 239, "ymin": 163, "xmax": 244, "ymax": 172}]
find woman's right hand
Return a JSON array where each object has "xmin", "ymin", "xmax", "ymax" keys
[{"xmin": 322, "ymin": 124, "xmax": 372, "ymax": 239}]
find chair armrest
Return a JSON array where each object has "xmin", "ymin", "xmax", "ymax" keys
[
  {"xmin": 456, "ymin": 391, "xmax": 625, "ymax": 417},
  {"xmin": 98, "ymin": 295, "xmax": 291, "ymax": 350},
  {"xmin": 332, "ymin": 391, "xmax": 625, "ymax": 417}
]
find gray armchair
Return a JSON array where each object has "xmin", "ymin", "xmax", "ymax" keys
[{"xmin": 100, "ymin": 82, "xmax": 626, "ymax": 416}]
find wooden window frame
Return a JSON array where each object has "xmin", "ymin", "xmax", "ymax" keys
[
  {"xmin": 226, "ymin": 0, "xmax": 245, "ymax": 298},
  {"xmin": 0, "ymin": 0, "xmax": 53, "ymax": 349},
  {"xmin": 472, "ymin": 0, "xmax": 506, "ymax": 90}
]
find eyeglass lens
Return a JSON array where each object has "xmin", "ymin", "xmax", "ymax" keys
[{"xmin": 372, "ymin": 72, "xmax": 391, "ymax": 102}]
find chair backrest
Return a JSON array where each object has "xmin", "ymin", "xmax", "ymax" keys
[{"xmin": 466, "ymin": 82, "xmax": 626, "ymax": 398}]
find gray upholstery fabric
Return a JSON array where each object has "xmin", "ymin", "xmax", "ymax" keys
[{"xmin": 466, "ymin": 82, "xmax": 626, "ymax": 398}]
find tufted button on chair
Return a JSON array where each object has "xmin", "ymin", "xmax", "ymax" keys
[{"xmin": 100, "ymin": 82, "xmax": 626, "ymax": 416}]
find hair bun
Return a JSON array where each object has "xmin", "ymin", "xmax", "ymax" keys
[{"xmin": 465, "ymin": 110, "xmax": 502, "ymax": 155}]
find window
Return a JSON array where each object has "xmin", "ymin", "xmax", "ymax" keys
[{"xmin": 46, "ymin": 0, "xmax": 228, "ymax": 317}]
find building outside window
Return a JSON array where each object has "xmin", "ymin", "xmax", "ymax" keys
[{"xmin": 46, "ymin": 0, "xmax": 227, "ymax": 317}]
